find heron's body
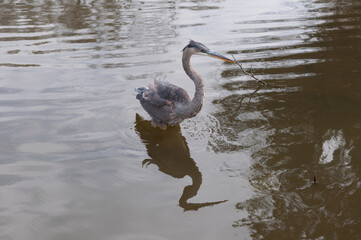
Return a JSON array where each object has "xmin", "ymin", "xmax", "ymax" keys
[{"xmin": 135, "ymin": 40, "xmax": 233, "ymax": 130}]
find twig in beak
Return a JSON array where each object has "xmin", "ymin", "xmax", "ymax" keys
[{"xmin": 231, "ymin": 55, "xmax": 267, "ymax": 86}]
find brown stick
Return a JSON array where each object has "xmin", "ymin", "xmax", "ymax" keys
[
  {"xmin": 231, "ymin": 55, "xmax": 267, "ymax": 86},
  {"xmin": 313, "ymin": 171, "xmax": 317, "ymax": 184}
]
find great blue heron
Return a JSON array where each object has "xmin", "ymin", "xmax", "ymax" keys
[{"xmin": 135, "ymin": 40, "xmax": 234, "ymax": 130}]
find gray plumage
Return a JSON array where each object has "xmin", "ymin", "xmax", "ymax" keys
[{"xmin": 135, "ymin": 40, "xmax": 234, "ymax": 130}]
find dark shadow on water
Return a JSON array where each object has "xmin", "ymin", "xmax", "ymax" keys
[{"xmin": 134, "ymin": 114, "xmax": 227, "ymax": 211}]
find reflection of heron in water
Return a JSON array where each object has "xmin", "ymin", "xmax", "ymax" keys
[
  {"xmin": 135, "ymin": 40, "xmax": 234, "ymax": 130},
  {"xmin": 135, "ymin": 114, "xmax": 227, "ymax": 211}
]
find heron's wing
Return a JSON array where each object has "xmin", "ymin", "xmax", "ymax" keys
[
  {"xmin": 153, "ymin": 79, "xmax": 191, "ymax": 104},
  {"xmin": 136, "ymin": 80, "xmax": 191, "ymax": 127},
  {"xmin": 141, "ymin": 88, "xmax": 172, "ymax": 107}
]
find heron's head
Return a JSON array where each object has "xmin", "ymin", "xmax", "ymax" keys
[{"xmin": 182, "ymin": 40, "xmax": 234, "ymax": 63}]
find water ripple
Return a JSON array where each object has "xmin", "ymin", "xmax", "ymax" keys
[{"xmin": 0, "ymin": 0, "xmax": 360, "ymax": 239}]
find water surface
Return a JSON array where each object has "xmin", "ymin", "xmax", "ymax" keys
[{"xmin": 0, "ymin": 0, "xmax": 360, "ymax": 239}]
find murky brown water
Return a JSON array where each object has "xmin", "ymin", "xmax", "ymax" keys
[{"xmin": 1, "ymin": 0, "xmax": 360, "ymax": 239}]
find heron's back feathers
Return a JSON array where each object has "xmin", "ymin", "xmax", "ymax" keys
[
  {"xmin": 135, "ymin": 79, "xmax": 192, "ymax": 128},
  {"xmin": 153, "ymin": 79, "xmax": 191, "ymax": 104}
]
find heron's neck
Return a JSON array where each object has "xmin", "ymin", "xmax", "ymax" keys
[{"xmin": 182, "ymin": 53, "xmax": 204, "ymax": 116}]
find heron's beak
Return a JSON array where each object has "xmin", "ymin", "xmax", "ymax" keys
[{"xmin": 206, "ymin": 50, "xmax": 235, "ymax": 63}]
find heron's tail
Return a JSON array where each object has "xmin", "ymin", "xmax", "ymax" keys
[
  {"xmin": 134, "ymin": 86, "xmax": 149, "ymax": 100},
  {"xmin": 134, "ymin": 86, "xmax": 149, "ymax": 93}
]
